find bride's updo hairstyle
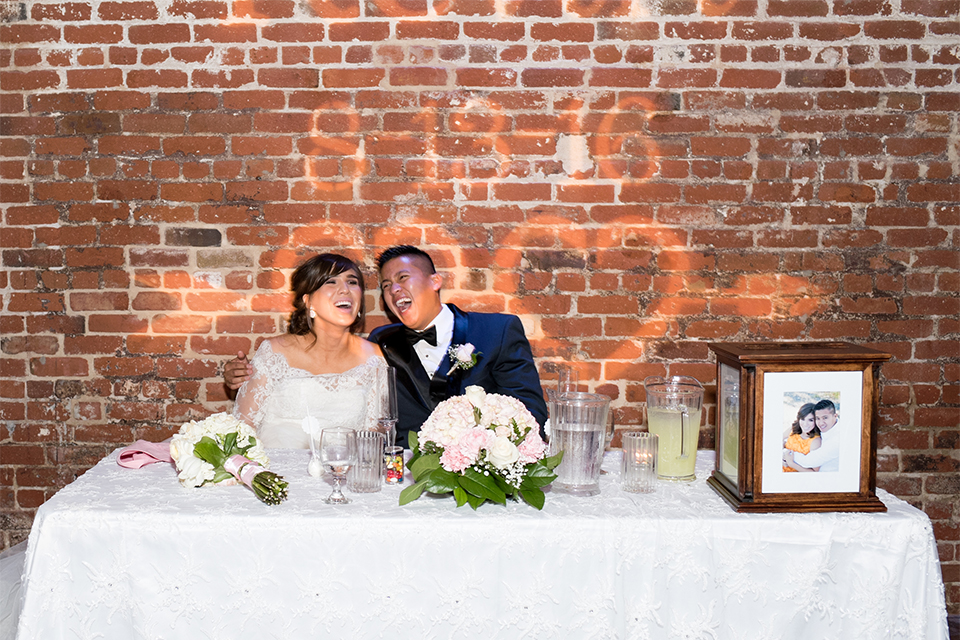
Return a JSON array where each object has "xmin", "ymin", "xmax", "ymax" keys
[{"xmin": 288, "ymin": 253, "xmax": 366, "ymax": 337}]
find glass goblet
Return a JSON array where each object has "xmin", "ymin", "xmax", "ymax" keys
[{"xmin": 319, "ymin": 427, "xmax": 357, "ymax": 505}]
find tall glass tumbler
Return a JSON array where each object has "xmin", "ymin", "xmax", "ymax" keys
[
  {"xmin": 378, "ymin": 366, "xmax": 398, "ymax": 448},
  {"xmin": 347, "ymin": 430, "xmax": 385, "ymax": 493}
]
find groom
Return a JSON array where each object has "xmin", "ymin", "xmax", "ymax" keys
[{"xmin": 370, "ymin": 246, "xmax": 548, "ymax": 448}]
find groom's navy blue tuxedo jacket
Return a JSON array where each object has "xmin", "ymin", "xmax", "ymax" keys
[{"xmin": 369, "ymin": 304, "xmax": 549, "ymax": 449}]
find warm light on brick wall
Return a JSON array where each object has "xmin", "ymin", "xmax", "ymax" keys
[{"xmin": 1, "ymin": 0, "xmax": 958, "ymax": 613}]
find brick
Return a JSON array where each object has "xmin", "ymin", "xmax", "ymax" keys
[
  {"xmin": 720, "ymin": 69, "xmax": 782, "ymax": 88},
  {"xmin": 665, "ymin": 21, "xmax": 728, "ymax": 39},
  {"xmin": 785, "ymin": 69, "xmax": 846, "ymax": 88},
  {"xmin": 590, "ymin": 68, "xmax": 652, "ymax": 87},
  {"xmin": 768, "ymin": 0, "xmax": 827, "ymax": 15},
  {"xmin": 193, "ymin": 23, "xmax": 257, "ymax": 43},
  {"xmin": 520, "ymin": 69, "xmax": 584, "ymax": 87},
  {"xmin": 30, "ymin": 357, "xmax": 88, "ymax": 377},
  {"xmin": 732, "ymin": 21, "xmax": 792, "ymax": 40},
  {"xmin": 69, "ymin": 292, "xmax": 128, "ymax": 311},
  {"xmin": 864, "ymin": 20, "xmax": 926, "ymax": 39},
  {"xmin": 505, "ymin": 0, "xmax": 561, "ymax": 17}
]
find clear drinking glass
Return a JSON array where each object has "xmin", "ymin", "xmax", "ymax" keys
[
  {"xmin": 377, "ymin": 366, "xmax": 398, "ymax": 448},
  {"xmin": 558, "ymin": 364, "xmax": 579, "ymax": 397},
  {"xmin": 347, "ymin": 430, "xmax": 385, "ymax": 493},
  {"xmin": 319, "ymin": 427, "xmax": 357, "ymax": 504}
]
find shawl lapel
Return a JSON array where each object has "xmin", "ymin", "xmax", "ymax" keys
[
  {"xmin": 377, "ymin": 325, "xmax": 433, "ymax": 410},
  {"xmin": 439, "ymin": 304, "xmax": 470, "ymax": 400}
]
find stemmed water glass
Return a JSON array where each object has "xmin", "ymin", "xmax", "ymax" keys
[{"xmin": 318, "ymin": 427, "xmax": 357, "ymax": 505}]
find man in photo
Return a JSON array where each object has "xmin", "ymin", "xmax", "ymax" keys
[{"xmin": 783, "ymin": 398, "xmax": 841, "ymax": 473}]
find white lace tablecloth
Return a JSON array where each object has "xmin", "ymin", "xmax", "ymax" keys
[{"xmin": 16, "ymin": 450, "xmax": 948, "ymax": 639}]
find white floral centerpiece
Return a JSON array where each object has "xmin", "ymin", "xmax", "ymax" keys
[
  {"xmin": 400, "ymin": 386, "xmax": 562, "ymax": 510},
  {"xmin": 169, "ymin": 412, "xmax": 289, "ymax": 505}
]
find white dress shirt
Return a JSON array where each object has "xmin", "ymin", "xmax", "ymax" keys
[
  {"xmin": 793, "ymin": 423, "xmax": 841, "ymax": 473},
  {"xmin": 412, "ymin": 304, "xmax": 454, "ymax": 379}
]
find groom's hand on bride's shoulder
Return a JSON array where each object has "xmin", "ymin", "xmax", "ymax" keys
[{"xmin": 224, "ymin": 351, "xmax": 253, "ymax": 390}]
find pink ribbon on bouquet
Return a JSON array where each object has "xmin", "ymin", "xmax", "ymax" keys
[
  {"xmin": 224, "ymin": 454, "xmax": 263, "ymax": 488},
  {"xmin": 116, "ymin": 440, "xmax": 173, "ymax": 469}
]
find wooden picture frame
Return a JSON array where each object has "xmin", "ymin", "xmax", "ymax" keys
[{"xmin": 706, "ymin": 342, "xmax": 891, "ymax": 513}]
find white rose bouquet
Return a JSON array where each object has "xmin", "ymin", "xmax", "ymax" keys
[
  {"xmin": 400, "ymin": 386, "xmax": 562, "ymax": 510},
  {"xmin": 169, "ymin": 412, "xmax": 289, "ymax": 505}
]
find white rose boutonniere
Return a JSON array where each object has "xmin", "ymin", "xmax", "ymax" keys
[{"xmin": 447, "ymin": 343, "xmax": 480, "ymax": 374}]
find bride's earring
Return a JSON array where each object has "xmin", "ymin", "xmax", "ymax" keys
[{"xmin": 309, "ymin": 308, "xmax": 316, "ymax": 318}]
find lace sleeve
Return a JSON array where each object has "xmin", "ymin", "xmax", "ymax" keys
[{"xmin": 232, "ymin": 341, "xmax": 279, "ymax": 436}]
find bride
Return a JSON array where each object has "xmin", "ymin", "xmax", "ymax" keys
[{"xmin": 232, "ymin": 253, "xmax": 387, "ymax": 448}]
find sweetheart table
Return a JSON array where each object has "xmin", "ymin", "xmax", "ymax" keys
[{"xmin": 15, "ymin": 449, "xmax": 948, "ymax": 639}]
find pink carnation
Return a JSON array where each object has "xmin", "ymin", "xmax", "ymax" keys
[
  {"xmin": 440, "ymin": 427, "xmax": 491, "ymax": 473},
  {"xmin": 517, "ymin": 428, "xmax": 547, "ymax": 464},
  {"xmin": 440, "ymin": 446, "xmax": 471, "ymax": 473},
  {"xmin": 459, "ymin": 427, "xmax": 492, "ymax": 461}
]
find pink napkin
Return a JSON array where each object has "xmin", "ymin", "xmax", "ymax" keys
[{"xmin": 117, "ymin": 440, "xmax": 173, "ymax": 469}]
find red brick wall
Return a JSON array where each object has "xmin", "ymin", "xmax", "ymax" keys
[{"xmin": 2, "ymin": 0, "xmax": 958, "ymax": 613}]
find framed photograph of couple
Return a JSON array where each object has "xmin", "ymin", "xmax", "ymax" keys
[{"xmin": 707, "ymin": 342, "xmax": 891, "ymax": 513}]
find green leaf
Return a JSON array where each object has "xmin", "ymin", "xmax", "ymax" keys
[
  {"xmin": 424, "ymin": 468, "xmax": 459, "ymax": 494},
  {"xmin": 493, "ymin": 474, "xmax": 516, "ymax": 496},
  {"xmin": 410, "ymin": 453, "xmax": 441, "ymax": 482},
  {"xmin": 399, "ymin": 480, "xmax": 428, "ymax": 506},
  {"xmin": 520, "ymin": 472, "xmax": 556, "ymax": 490},
  {"xmin": 222, "ymin": 431, "xmax": 238, "ymax": 456},
  {"xmin": 519, "ymin": 488, "xmax": 546, "ymax": 510},
  {"xmin": 211, "ymin": 469, "xmax": 234, "ymax": 484},
  {"xmin": 406, "ymin": 432, "xmax": 421, "ymax": 468},
  {"xmin": 453, "ymin": 486, "xmax": 469, "ymax": 507},
  {"xmin": 541, "ymin": 451, "xmax": 564, "ymax": 470},
  {"xmin": 460, "ymin": 468, "xmax": 506, "ymax": 504},
  {"xmin": 192, "ymin": 437, "xmax": 226, "ymax": 468},
  {"xmin": 464, "ymin": 491, "xmax": 485, "ymax": 510}
]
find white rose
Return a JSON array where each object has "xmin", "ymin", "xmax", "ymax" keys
[
  {"xmin": 455, "ymin": 344, "xmax": 475, "ymax": 360},
  {"xmin": 177, "ymin": 454, "xmax": 215, "ymax": 488},
  {"xmin": 486, "ymin": 436, "xmax": 520, "ymax": 469},
  {"xmin": 465, "ymin": 385, "xmax": 486, "ymax": 409},
  {"xmin": 169, "ymin": 435, "xmax": 186, "ymax": 463}
]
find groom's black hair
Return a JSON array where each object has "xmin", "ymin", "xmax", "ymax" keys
[
  {"xmin": 813, "ymin": 399, "xmax": 836, "ymax": 413},
  {"xmin": 376, "ymin": 245, "xmax": 436, "ymax": 274}
]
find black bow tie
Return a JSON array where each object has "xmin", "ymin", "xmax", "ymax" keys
[{"xmin": 404, "ymin": 325, "xmax": 437, "ymax": 347}]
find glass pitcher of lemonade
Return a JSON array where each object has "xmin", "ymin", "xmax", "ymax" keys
[{"xmin": 643, "ymin": 376, "xmax": 703, "ymax": 482}]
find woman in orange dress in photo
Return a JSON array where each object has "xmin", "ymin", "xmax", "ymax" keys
[{"xmin": 782, "ymin": 403, "xmax": 822, "ymax": 472}]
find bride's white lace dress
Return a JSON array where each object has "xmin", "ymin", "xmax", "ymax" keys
[{"xmin": 232, "ymin": 340, "xmax": 387, "ymax": 448}]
